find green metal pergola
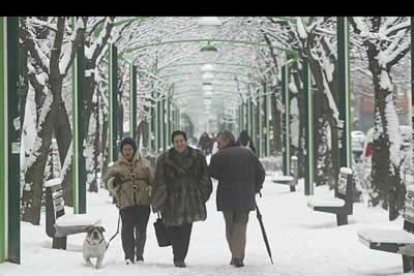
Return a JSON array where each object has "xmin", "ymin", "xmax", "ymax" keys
[{"xmin": 0, "ymin": 16, "xmax": 358, "ymax": 265}]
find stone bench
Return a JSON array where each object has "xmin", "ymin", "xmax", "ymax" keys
[
  {"xmin": 357, "ymin": 186, "xmax": 414, "ymax": 273},
  {"xmin": 45, "ymin": 178, "xmax": 100, "ymax": 249},
  {"xmin": 272, "ymin": 156, "xmax": 299, "ymax": 192},
  {"xmin": 307, "ymin": 167, "xmax": 353, "ymax": 226}
]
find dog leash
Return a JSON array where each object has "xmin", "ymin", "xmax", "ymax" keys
[
  {"xmin": 105, "ymin": 212, "xmax": 121, "ymax": 250},
  {"xmin": 106, "ymin": 184, "xmax": 122, "ymax": 250}
]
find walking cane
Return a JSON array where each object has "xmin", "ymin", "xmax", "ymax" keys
[{"xmin": 256, "ymin": 194, "xmax": 274, "ymax": 264}]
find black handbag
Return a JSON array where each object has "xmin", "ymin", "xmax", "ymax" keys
[{"xmin": 153, "ymin": 214, "xmax": 171, "ymax": 247}]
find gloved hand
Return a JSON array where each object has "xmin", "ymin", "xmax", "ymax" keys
[
  {"xmin": 146, "ymin": 185, "xmax": 152, "ymax": 198},
  {"xmin": 113, "ymin": 174, "xmax": 123, "ymax": 187}
]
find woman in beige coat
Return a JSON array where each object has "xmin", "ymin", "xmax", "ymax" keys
[{"xmin": 104, "ymin": 137, "xmax": 154, "ymax": 264}]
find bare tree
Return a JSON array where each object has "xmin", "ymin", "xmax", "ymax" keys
[
  {"xmin": 350, "ymin": 16, "xmax": 411, "ymax": 220},
  {"xmin": 20, "ymin": 17, "xmax": 87, "ymax": 225}
]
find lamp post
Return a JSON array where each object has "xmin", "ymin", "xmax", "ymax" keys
[
  {"xmin": 303, "ymin": 60, "xmax": 314, "ymax": 196},
  {"xmin": 0, "ymin": 16, "xmax": 20, "ymax": 264}
]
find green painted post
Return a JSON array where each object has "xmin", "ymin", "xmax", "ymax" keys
[
  {"xmin": 148, "ymin": 95, "xmax": 152, "ymax": 152},
  {"xmin": 108, "ymin": 46, "xmax": 114, "ymax": 162},
  {"xmin": 170, "ymin": 103, "xmax": 174, "ymax": 133},
  {"xmin": 411, "ymin": 17, "xmax": 414, "ymax": 173},
  {"xmin": 6, "ymin": 17, "xmax": 20, "ymax": 263},
  {"xmin": 281, "ymin": 64, "xmax": 291, "ymax": 175},
  {"xmin": 156, "ymin": 100, "xmax": 161, "ymax": 151},
  {"xmin": 161, "ymin": 98, "xmax": 166, "ymax": 151},
  {"xmin": 177, "ymin": 106, "xmax": 180, "ymax": 130},
  {"xmin": 111, "ymin": 45, "xmax": 119, "ymax": 162},
  {"xmin": 337, "ymin": 17, "xmax": 352, "ymax": 169},
  {"xmin": 243, "ymin": 101, "xmax": 247, "ymax": 131},
  {"xmin": 177, "ymin": 108, "xmax": 180, "ymax": 130},
  {"xmin": 255, "ymin": 96, "xmax": 260, "ymax": 157},
  {"xmin": 247, "ymin": 98, "xmax": 252, "ymax": 138},
  {"xmin": 263, "ymin": 83, "xmax": 269, "ymax": 157},
  {"xmin": 150, "ymin": 90, "xmax": 155, "ymax": 151},
  {"xmin": 131, "ymin": 65, "xmax": 137, "ymax": 140},
  {"xmin": 258, "ymin": 89, "xmax": 263, "ymax": 157},
  {"xmin": 251, "ymin": 99, "xmax": 256, "ymax": 151},
  {"xmin": 0, "ymin": 17, "xmax": 5, "ymax": 263},
  {"xmin": 237, "ymin": 105, "xmax": 241, "ymax": 135},
  {"xmin": 71, "ymin": 17, "xmax": 79, "ymax": 214},
  {"xmin": 167, "ymin": 91, "xmax": 171, "ymax": 149},
  {"xmin": 77, "ymin": 39, "xmax": 86, "ymax": 214},
  {"xmin": 303, "ymin": 61, "xmax": 314, "ymax": 195},
  {"xmin": 239, "ymin": 102, "xmax": 243, "ymax": 132}
]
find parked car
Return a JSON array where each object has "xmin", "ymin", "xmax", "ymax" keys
[
  {"xmin": 363, "ymin": 125, "xmax": 411, "ymax": 162},
  {"xmin": 362, "ymin": 125, "xmax": 412, "ymax": 183},
  {"xmin": 357, "ymin": 125, "xmax": 412, "ymax": 187}
]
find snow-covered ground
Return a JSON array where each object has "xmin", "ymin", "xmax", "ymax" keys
[{"xmin": 1, "ymin": 175, "xmax": 412, "ymax": 276}]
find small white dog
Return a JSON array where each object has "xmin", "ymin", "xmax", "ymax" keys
[{"xmin": 83, "ymin": 226, "xmax": 107, "ymax": 269}]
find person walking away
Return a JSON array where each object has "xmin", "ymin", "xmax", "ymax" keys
[
  {"xmin": 208, "ymin": 131, "xmax": 265, "ymax": 267},
  {"xmin": 198, "ymin": 132, "xmax": 212, "ymax": 155},
  {"xmin": 151, "ymin": 130, "xmax": 213, "ymax": 268},
  {"xmin": 103, "ymin": 137, "xmax": 154, "ymax": 264},
  {"xmin": 236, "ymin": 130, "xmax": 256, "ymax": 153}
]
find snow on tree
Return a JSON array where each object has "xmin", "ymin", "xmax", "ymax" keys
[
  {"xmin": 350, "ymin": 16, "xmax": 411, "ymax": 220},
  {"xmin": 20, "ymin": 16, "xmax": 88, "ymax": 224}
]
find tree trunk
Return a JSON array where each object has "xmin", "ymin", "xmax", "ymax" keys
[
  {"xmin": 291, "ymin": 61, "xmax": 305, "ymax": 178},
  {"xmin": 137, "ymin": 120, "xmax": 149, "ymax": 149},
  {"xmin": 22, "ymin": 97, "xmax": 59, "ymax": 225},
  {"xmin": 270, "ymin": 85, "xmax": 282, "ymax": 154},
  {"xmin": 118, "ymin": 99, "xmax": 124, "ymax": 140},
  {"xmin": 88, "ymin": 96, "xmax": 100, "ymax": 192},
  {"xmin": 307, "ymin": 58, "xmax": 332, "ymax": 186},
  {"xmin": 19, "ymin": 42, "xmax": 29, "ymax": 138},
  {"xmin": 54, "ymin": 101, "xmax": 73, "ymax": 206},
  {"xmin": 367, "ymin": 45, "xmax": 404, "ymax": 220},
  {"xmin": 101, "ymin": 114, "xmax": 110, "ymax": 188}
]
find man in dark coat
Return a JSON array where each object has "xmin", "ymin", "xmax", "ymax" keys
[
  {"xmin": 198, "ymin": 132, "xmax": 212, "ymax": 155},
  {"xmin": 208, "ymin": 131, "xmax": 265, "ymax": 268},
  {"xmin": 151, "ymin": 130, "xmax": 212, "ymax": 268}
]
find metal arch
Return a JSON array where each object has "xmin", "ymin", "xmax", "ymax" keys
[
  {"xmin": 159, "ymin": 70, "xmax": 253, "ymax": 79},
  {"xmin": 120, "ymin": 38, "xmax": 299, "ymax": 61},
  {"xmin": 156, "ymin": 62, "xmax": 263, "ymax": 72}
]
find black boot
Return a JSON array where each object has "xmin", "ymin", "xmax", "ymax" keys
[
  {"xmin": 230, "ymin": 257, "xmax": 235, "ymax": 265},
  {"xmin": 233, "ymin": 258, "xmax": 244, "ymax": 268},
  {"xmin": 174, "ymin": 261, "xmax": 186, "ymax": 268}
]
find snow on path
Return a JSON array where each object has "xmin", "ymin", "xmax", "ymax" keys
[{"xmin": 1, "ymin": 177, "xmax": 412, "ymax": 276}]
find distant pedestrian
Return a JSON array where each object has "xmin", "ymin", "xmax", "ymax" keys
[
  {"xmin": 151, "ymin": 130, "xmax": 213, "ymax": 268},
  {"xmin": 103, "ymin": 137, "xmax": 154, "ymax": 264},
  {"xmin": 208, "ymin": 131, "xmax": 265, "ymax": 267},
  {"xmin": 198, "ymin": 132, "xmax": 212, "ymax": 155},
  {"xmin": 237, "ymin": 130, "xmax": 256, "ymax": 153}
]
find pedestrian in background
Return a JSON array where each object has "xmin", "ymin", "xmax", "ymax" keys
[{"xmin": 237, "ymin": 130, "xmax": 256, "ymax": 153}]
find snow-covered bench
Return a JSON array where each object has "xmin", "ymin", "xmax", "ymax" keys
[
  {"xmin": 272, "ymin": 156, "xmax": 299, "ymax": 192},
  {"xmin": 45, "ymin": 178, "xmax": 101, "ymax": 249},
  {"xmin": 307, "ymin": 167, "xmax": 353, "ymax": 226},
  {"xmin": 357, "ymin": 186, "xmax": 414, "ymax": 273}
]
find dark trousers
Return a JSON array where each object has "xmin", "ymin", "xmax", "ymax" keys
[
  {"xmin": 223, "ymin": 211, "xmax": 249, "ymax": 260},
  {"xmin": 120, "ymin": 205, "xmax": 150, "ymax": 260},
  {"xmin": 167, "ymin": 223, "xmax": 193, "ymax": 263}
]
